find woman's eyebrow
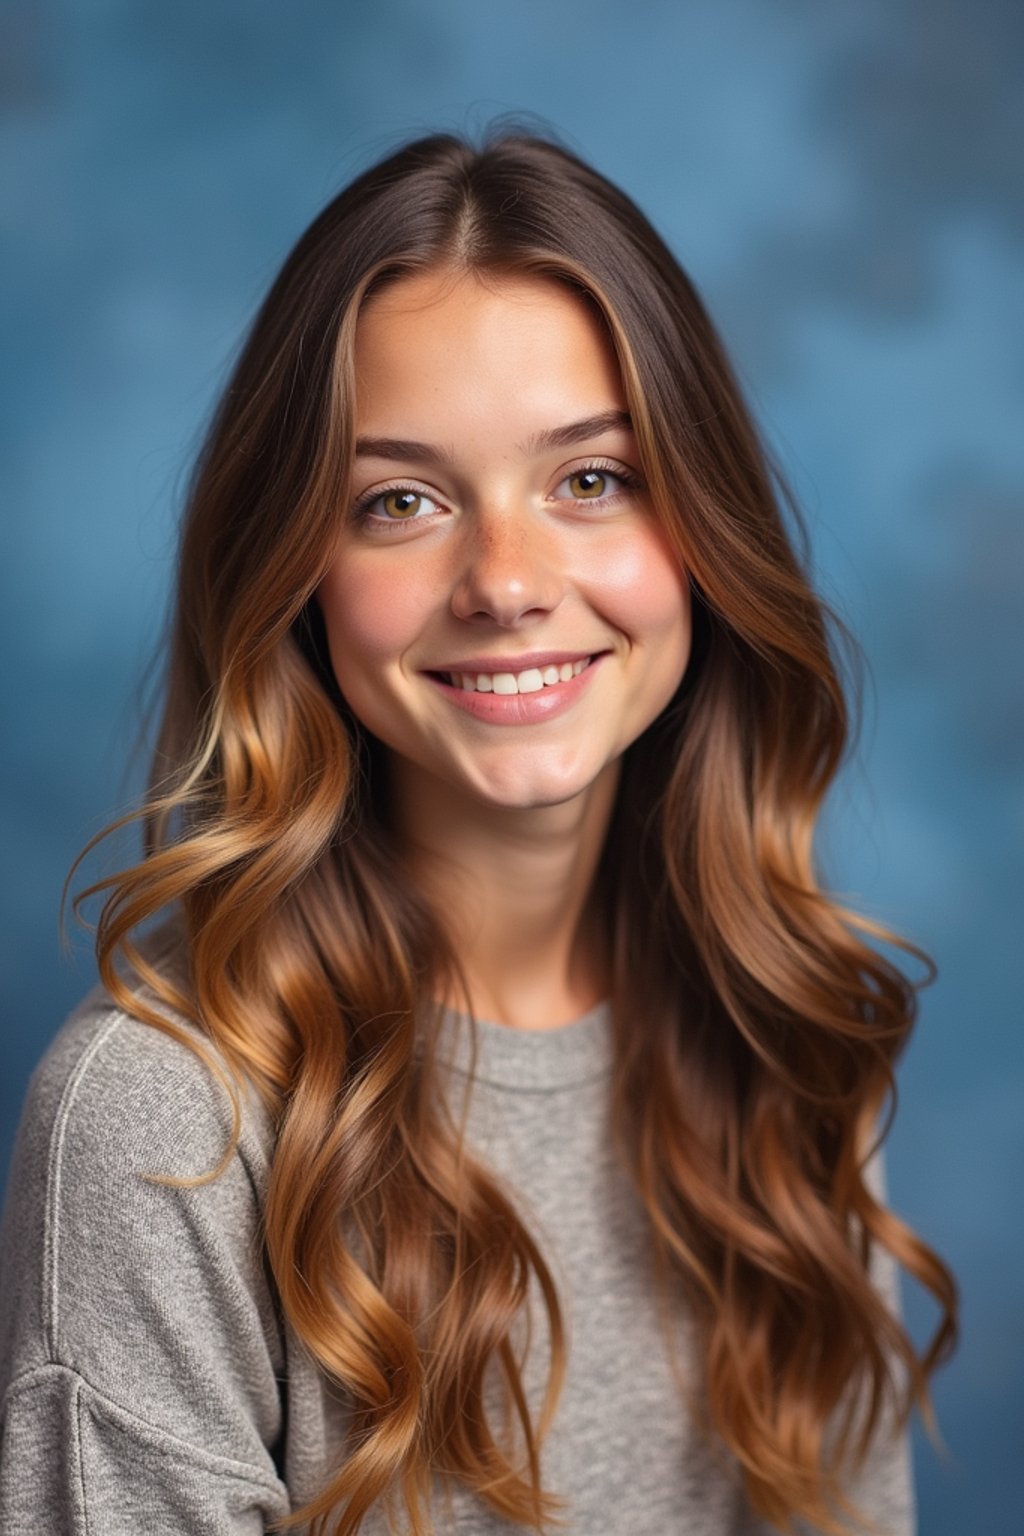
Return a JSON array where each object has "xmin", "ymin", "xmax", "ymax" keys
[
  {"xmin": 525, "ymin": 410, "xmax": 633, "ymax": 454},
  {"xmin": 353, "ymin": 411, "xmax": 633, "ymax": 465}
]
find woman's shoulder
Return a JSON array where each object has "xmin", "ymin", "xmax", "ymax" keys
[
  {"xmin": 2, "ymin": 909, "xmax": 284, "ymax": 1413},
  {"xmin": 0, "ymin": 924, "xmax": 292, "ymax": 1510},
  {"xmin": 17, "ymin": 921, "xmax": 274, "ymax": 1188}
]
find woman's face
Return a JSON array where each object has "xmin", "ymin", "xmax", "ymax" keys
[{"xmin": 318, "ymin": 266, "xmax": 692, "ymax": 813}]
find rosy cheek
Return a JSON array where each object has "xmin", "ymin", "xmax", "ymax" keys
[
  {"xmin": 581, "ymin": 525, "xmax": 691, "ymax": 636},
  {"xmin": 319, "ymin": 556, "xmax": 428, "ymax": 665}
]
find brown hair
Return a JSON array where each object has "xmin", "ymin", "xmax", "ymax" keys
[{"xmin": 78, "ymin": 130, "xmax": 957, "ymax": 1534}]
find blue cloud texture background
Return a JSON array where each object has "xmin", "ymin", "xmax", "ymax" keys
[{"xmin": 2, "ymin": 3, "xmax": 1021, "ymax": 1528}]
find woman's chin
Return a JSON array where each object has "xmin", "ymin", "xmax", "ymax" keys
[
  {"xmin": 383, "ymin": 742, "xmax": 615, "ymax": 819},
  {"xmin": 454, "ymin": 751, "xmax": 619, "ymax": 817}
]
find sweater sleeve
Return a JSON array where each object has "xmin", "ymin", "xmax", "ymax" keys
[{"xmin": 0, "ymin": 997, "xmax": 291, "ymax": 1535}]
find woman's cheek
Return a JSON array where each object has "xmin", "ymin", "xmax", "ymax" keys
[
  {"xmin": 319, "ymin": 554, "xmax": 430, "ymax": 668},
  {"xmin": 582, "ymin": 522, "xmax": 691, "ymax": 644}
]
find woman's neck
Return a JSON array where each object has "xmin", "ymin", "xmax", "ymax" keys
[{"xmin": 389, "ymin": 758, "xmax": 619, "ymax": 1030}]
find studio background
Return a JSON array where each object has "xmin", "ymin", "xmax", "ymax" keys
[{"xmin": 2, "ymin": 3, "xmax": 1021, "ymax": 1531}]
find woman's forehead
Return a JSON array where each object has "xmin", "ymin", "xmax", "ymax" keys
[{"xmin": 351, "ymin": 266, "xmax": 629, "ymax": 458}]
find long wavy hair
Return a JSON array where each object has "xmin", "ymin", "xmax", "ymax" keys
[{"xmin": 78, "ymin": 130, "xmax": 957, "ymax": 1534}]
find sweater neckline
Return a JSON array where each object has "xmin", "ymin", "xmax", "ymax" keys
[{"xmin": 431, "ymin": 997, "xmax": 614, "ymax": 1091}]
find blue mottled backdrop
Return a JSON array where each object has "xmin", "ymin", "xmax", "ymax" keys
[{"xmin": 2, "ymin": 2, "xmax": 1021, "ymax": 1529}]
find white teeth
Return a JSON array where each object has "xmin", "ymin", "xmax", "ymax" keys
[{"xmin": 447, "ymin": 658, "xmax": 593, "ymax": 694}]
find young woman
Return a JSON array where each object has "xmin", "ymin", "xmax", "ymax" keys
[{"xmin": 0, "ymin": 132, "xmax": 957, "ymax": 1535}]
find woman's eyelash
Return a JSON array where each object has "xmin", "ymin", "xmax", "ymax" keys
[
  {"xmin": 555, "ymin": 460, "xmax": 645, "ymax": 495},
  {"xmin": 350, "ymin": 460, "xmax": 645, "ymax": 524},
  {"xmin": 350, "ymin": 482, "xmax": 442, "ymax": 521}
]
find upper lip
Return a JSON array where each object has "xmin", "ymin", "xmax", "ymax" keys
[{"xmin": 427, "ymin": 650, "xmax": 607, "ymax": 674}]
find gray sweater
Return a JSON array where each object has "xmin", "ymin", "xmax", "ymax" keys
[{"xmin": 0, "ymin": 950, "xmax": 914, "ymax": 1534}]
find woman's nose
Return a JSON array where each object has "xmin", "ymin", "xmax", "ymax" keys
[{"xmin": 449, "ymin": 509, "xmax": 566, "ymax": 626}]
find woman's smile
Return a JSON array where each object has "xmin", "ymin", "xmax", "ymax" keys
[
  {"xmin": 317, "ymin": 265, "xmax": 693, "ymax": 810},
  {"xmin": 423, "ymin": 651, "xmax": 607, "ymax": 724}
]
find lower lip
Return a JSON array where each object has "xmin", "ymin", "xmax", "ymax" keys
[{"xmin": 424, "ymin": 656, "xmax": 606, "ymax": 724}]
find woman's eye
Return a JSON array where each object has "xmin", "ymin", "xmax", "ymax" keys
[
  {"xmin": 552, "ymin": 465, "xmax": 641, "ymax": 505},
  {"xmin": 569, "ymin": 470, "xmax": 610, "ymax": 499},
  {"xmin": 380, "ymin": 489, "xmax": 428, "ymax": 519},
  {"xmin": 354, "ymin": 486, "xmax": 444, "ymax": 525}
]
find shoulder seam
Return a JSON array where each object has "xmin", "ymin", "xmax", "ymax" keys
[
  {"xmin": 4, "ymin": 1363, "xmax": 288, "ymax": 1494},
  {"xmin": 42, "ymin": 1012, "xmax": 127, "ymax": 1360},
  {"xmin": 71, "ymin": 1372, "xmax": 88, "ymax": 1536}
]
